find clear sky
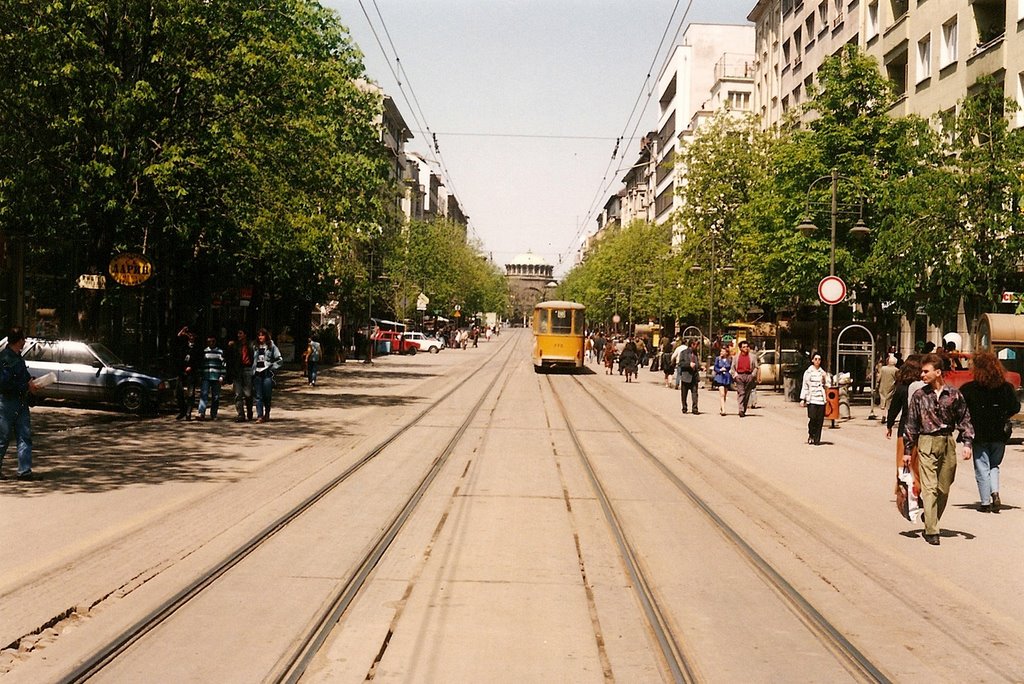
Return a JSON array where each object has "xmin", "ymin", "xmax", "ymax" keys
[{"xmin": 324, "ymin": 0, "xmax": 754, "ymax": 276}]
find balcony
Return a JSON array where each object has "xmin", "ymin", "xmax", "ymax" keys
[{"xmin": 714, "ymin": 53, "xmax": 756, "ymax": 81}]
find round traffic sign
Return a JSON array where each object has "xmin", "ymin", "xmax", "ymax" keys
[
  {"xmin": 612, "ymin": 314, "xmax": 621, "ymax": 324},
  {"xmin": 818, "ymin": 276, "xmax": 847, "ymax": 305}
]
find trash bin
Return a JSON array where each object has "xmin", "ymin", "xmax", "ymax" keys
[{"xmin": 782, "ymin": 366, "xmax": 802, "ymax": 402}]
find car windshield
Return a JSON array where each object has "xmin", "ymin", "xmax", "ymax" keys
[{"xmin": 88, "ymin": 343, "xmax": 123, "ymax": 366}]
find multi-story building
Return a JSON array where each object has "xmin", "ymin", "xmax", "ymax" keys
[
  {"xmin": 749, "ymin": 0, "xmax": 1024, "ymax": 128},
  {"xmin": 653, "ymin": 24, "xmax": 756, "ymax": 227}
]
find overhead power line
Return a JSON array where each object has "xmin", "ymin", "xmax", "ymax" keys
[
  {"xmin": 559, "ymin": 0, "xmax": 697, "ymax": 267},
  {"xmin": 358, "ymin": 0, "xmax": 479, "ymax": 242}
]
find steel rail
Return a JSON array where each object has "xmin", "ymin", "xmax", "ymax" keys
[
  {"xmin": 570, "ymin": 375, "xmax": 892, "ymax": 684},
  {"xmin": 273, "ymin": 332, "xmax": 523, "ymax": 683},
  {"xmin": 60, "ymin": 334, "xmax": 518, "ymax": 683},
  {"xmin": 546, "ymin": 376, "xmax": 699, "ymax": 684}
]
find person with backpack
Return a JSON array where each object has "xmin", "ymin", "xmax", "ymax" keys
[{"xmin": 0, "ymin": 327, "xmax": 38, "ymax": 480}]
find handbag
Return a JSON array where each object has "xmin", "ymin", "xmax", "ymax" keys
[{"xmin": 895, "ymin": 466, "xmax": 923, "ymax": 522}]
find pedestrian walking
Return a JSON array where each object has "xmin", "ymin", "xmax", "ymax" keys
[
  {"xmin": 603, "ymin": 339, "xmax": 617, "ymax": 375},
  {"xmin": 960, "ymin": 351, "xmax": 1020, "ymax": 513},
  {"xmin": 304, "ymin": 335, "xmax": 321, "ymax": 386},
  {"xmin": 593, "ymin": 332, "xmax": 606, "ymax": 364},
  {"xmin": 676, "ymin": 340, "xmax": 700, "ymax": 414},
  {"xmin": 886, "ymin": 356, "xmax": 925, "ymax": 508},
  {"xmin": 197, "ymin": 335, "xmax": 226, "ymax": 421},
  {"xmin": 712, "ymin": 347, "xmax": 733, "ymax": 416},
  {"xmin": 252, "ymin": 328, "xmax": 283, "ymax": 423},
  {"xmin": 799, "ymin": 351, "xmax": 830, "ymax": 444},
  {"xmin": 228, "ymin": 329, "xmax": 254, "ymax": 422},
  {"xmin": 877, "ymin": 355, "xmax": 898, "ymax": 411},
  {"xmin": 903, "ymin": 353, "xmax": 974, "ymax": 546},
  {"xmin": 660, "ymin": 338, "xmax": 675, "ymax": 388},
  {"xmin": 585, "ymin": 335, "xmax": 594, "ymax": 363},
  {"xmin": 175, "ymin": 326, "xmax": 200, "ymax": 421},
  {"xmin": 0, "ymin": 327, "xmax": 38, "ymax": 480},
  {"xmin": 619, "ymin": 339, "xmax": 639, "ymax": 383},
  {"xmin": 730, "ymin": 340, "xmax": 760, "ymax": 417}
]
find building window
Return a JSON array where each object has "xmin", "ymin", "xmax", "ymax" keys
[
  {"xmin": 783, "ymin": 39, "xmax": 792, "ymax": 67},
  {"xmin": 867, "ymin": 1, "xmax": 879, "ymax": 39},
  {"xmin": 728, "ymin": 91, "xmax": 751, "ymax": 110},
  {"xmin": 806, "ymin": 13, "xmax": 816, "ymax": 39},
  {"xmin": 941, "ymin": 17, "xmax": 957, "ymax": 67},
  {"xmin": 885, "ymin": 46, "xmax": 908, "ymax": 97},
  {"xmin": 782, "ymin": 95, "xmax": 790, "ymax": 113},
  {"xmin": 793, "ymin": 83, "xmax": 802, "ymax": 103},
  {"xmin": 794, "ymin": 27, "xmax": 803, "ymax": 56},
  {"xmin": 890, "ymin": 0, "xmax": 908, "ymax": 22},
  {"xmin": 818, "ymin": 1, "xmax": 828, "ymax": 29},
  {"xmin": 917, "ymin": 34, "xmax": 932, "ymax": 82}
]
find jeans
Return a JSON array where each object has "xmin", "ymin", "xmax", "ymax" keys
[
  {"xmin": 972, "ymin": 441, "xmax": 1005, "ymax": 505},
  {"xmin": 307, "ymin": 360, "xmax": 318, "ymax": 385},
  {"xmin": 0, "ymin": 396, "xmax": 32, "ymax": 475},
  {"xmin": 254, "ymin": 372, "xmax": 274, "ymax": 419},
  {"xmin": 234, "ymin": 368, "xmax": 254, "ymax": 419},
  {"xmin": 198, "ymin": 379, "xmax": 221, "ymax": 418}
]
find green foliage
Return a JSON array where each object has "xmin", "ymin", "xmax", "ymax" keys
[
  {"xmin": 0, "ymin": 0, "xmax": 392, "ymax": 337},
  {"xmin": 558, "ymin": 220, "xmax": 672, "ymax": 329}
]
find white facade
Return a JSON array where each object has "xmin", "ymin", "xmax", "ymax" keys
[
  {"xmin": 749, "ymin": 0, "xmax": 1024, "ymax": 129},
  {"xmin": 653, "ymin": 24, "xmax": 756, "ymax": 227}
]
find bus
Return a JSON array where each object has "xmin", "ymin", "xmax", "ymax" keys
[{"xmin": 532, "ymin": 300, "xmax": 586, "ymax": 372}]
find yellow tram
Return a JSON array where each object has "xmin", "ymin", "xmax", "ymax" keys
[{"xmin": 532, "ymin": 300, "xmax": 586, "ymax": 372}]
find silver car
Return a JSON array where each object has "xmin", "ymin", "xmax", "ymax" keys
[{"xmin": 0, "ymin": 337, "xmax": 173, "ymax": 412}]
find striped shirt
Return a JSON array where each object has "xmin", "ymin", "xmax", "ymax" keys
[
  {"xmin": 201, "ymin": 346, "xmax": 226, "ymax": 381},
  {"xmin": 800, "ymin": 365, "xmax": 831, "ymax": 405}
]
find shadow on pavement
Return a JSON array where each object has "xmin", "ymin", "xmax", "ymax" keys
[{"xmin": 5, "ymin": 368, "xmax": 433, "ymax": 496}]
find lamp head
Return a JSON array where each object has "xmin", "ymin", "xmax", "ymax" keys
[
  {"xmin": 849, "ymin": 218, "xmax": 870, "ymax": 238},
  {"xmin": 796, "ymin": 217, "xmax": 818, "ymax": 236}
]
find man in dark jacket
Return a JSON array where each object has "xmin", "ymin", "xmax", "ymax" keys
[
  {"xmin": 0, "ymin": 327, "xmax": 37, "ymax": 479},
  {"xmin": 175, "ymin": 326, "xmax": 200, "ymax": 421}
]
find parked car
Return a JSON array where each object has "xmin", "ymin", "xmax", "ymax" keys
[
  {"xmin": 372, "ymin": 329, "xmax": 418, "ymax": 355},
  {"xmin": 402, "ymin": 332, "xmax": 443, "ymax": 353},
  {"xmin": 758, "ymin": 349, "xmax": 802, "ymax": 385},
  {"xmin": 0, "ymin": 337, "xmax": 173, "ymax": 412}
]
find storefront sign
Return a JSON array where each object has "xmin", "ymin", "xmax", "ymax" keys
[
  {"xmin": 108, "ymin": 253, "xmax": 153, "ymax": 286},
  {"xmin": 76, "ymin": 274, "xmax": 107, "ymax": 290}
]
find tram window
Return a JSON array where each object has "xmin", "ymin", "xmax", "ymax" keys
[
  {"xmin": 537, "ymin": 311, "xmax": 549, "ymax": 333},
  {"xmin": 552, "ymin": 309, "xmax": 572, "ymax": 334}
]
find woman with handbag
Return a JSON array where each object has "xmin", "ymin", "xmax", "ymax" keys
[
  {"xmin": 799, "ymin": 351, "xmax": 831, "ymax": 445},
  {"xmin": 961, "ymin": 351, "xmax": 1020, "ymax": 512}
]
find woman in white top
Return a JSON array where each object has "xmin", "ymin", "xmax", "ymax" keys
[{"xmin": 800, "ymin": 351, "xmax": 831, "ymax": 445}]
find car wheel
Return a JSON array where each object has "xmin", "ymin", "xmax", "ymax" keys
[
  {"xmin": 120, "ymin": 383, "xmax": 146, "ymax": 413},
  {"xmin": 407, "ymin": 346, "xmax": 417, "ymax": 355},
  {"xmin": 430, "ymin": 345, "xmax": 440, "ymax": 353}
]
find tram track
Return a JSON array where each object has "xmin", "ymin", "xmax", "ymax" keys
[
  {"xmin": 57, "ymin": 334, "xmax": 522, "ymax": 683},
  {"xmin": 546, "ymin": 374, "xmax": 891, "ymax": 683},
  {"xmin": 577, "ymin": 372, "xmax": 1024, "ymax": 682}
]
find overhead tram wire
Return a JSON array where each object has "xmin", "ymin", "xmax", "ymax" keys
[
  {"xmin": 559, "ymin": 0, "xmax": 700, "ymax": 267},
  {"xmin": 356, "ymin": 0, "xmax": 479, "ymax": 241},
  {"xmin": 558, "ymin": 0, "xmax": 683, "ymax": 263}
]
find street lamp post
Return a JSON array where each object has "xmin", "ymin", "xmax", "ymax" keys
[
  {"xmin": 797, "ymin": 169, "xmax": 870, "ymax": 373},
  {"xmin": 690, "ymin": 229, "xmax": 733, "ymax": 360}
]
